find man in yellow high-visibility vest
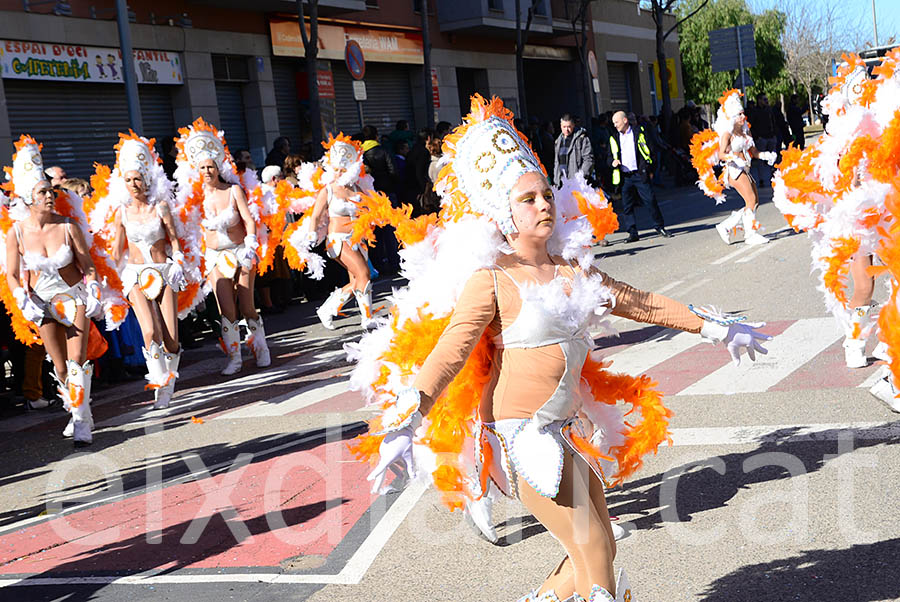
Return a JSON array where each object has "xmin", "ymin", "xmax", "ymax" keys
[{"xmin": 607, "ymin": 111, "xmax": 671, "ymax": 243}]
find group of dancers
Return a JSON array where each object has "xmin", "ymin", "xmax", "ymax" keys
[
  {"xmin": 3, "ymin": 59, "xmax": 899, "ymax": 597},
  {"xmin": 0, "ymin": 121, "xmax": 386, "ymax": 447}
]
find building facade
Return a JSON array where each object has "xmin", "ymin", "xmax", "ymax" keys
[{"xmin": 0, "ymin": 0, "xmax": 685, "ymax": 178}]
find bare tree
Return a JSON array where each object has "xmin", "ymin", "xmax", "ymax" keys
[
  {"xmin": 648, "ymin": 0, "xmax": 708, "ymax": 136},
  {"xmin": 781, "ymin": 0, "xmax": 864, "ymax": 122},
  {"xmin": 421, "ymin": 0, "xmax": 435, "ymax": 128},
  {"xmin": 563, "ymin": 0, "xmax": 594, "ymax": 125},
  {"xmin": 515, "ymin": 0, "xmax": 542, "ymax": 122},
  {"xmin": 297, "ymin": 0, "xmax": 322, "ymax": 156}
]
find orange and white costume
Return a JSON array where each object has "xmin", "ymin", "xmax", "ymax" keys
[
  {"xmin": 690, "ymin": 89, "xmax": 775, "ymax": 246},
  {"xmin": 773, "ymin": 52, "xmax": 899, "ymax": 409},
  {"xmin": 87, "ymin": 133, "xmax": 203, "ymax": 407},
  {"xmin": 349, "ymin": 96, "xmax": 770, "ymax": 602},
  {"xmin": 1, "ymin": 136, "xmax": 128, "ymax": 445},
  {"xmin": 173, "ymin": 119, "xmax": 277, "ymax": 372}
]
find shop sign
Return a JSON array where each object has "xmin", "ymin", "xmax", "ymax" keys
[
  {"xmin": 0, "ymin": 40, "xmax": 183, "ymax": 84},
  {"xmin": 269, "ymin": 20, "xmax": 423, "ymax": 65},
  {"xmin": 652, "ymin": 58, "xmax": 678, "ymax": 97},
  {"xmin": 431, "ymin": 67, "xmax": 440, "ymax": 108},
  {"xmin": 317, "ymin": 70, "xmax": 335, "ymax": 99}
]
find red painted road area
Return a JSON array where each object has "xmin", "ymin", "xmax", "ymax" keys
[{"xmin": 0, "ymin": 439, "xmax": 378, "ymax": 575}]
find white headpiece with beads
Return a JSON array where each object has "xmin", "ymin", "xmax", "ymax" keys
[
  {"xmin": 117, "ymin": 138, "xmax": 154, "ymax": 179},
  {"xmin": 184, "ymin": 130, "xmax": 226, "ymax": 169},
  {"xmin": 10, "ymin": 140, "xmax": 47, "ymax": 202},
  {"xmin": 450, "ymin": 116, "xmax": 542, "ymax": 235}
]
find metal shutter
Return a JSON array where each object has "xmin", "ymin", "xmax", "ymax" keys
[
  {"xmin": 608, "ymin": 62, "xmax": 630, "ymax": 111},
  {"xmin": 332, "ymin": 63, "xmax": 415, "ymax": 136},
  {"xmin": 4, "ymin": 80, "xmax": 175, "ymax": 179},
  {"xmin": 272, "ymin": 59, "xmax": 303, "ymax": 149},
  {"xmin": 215, "ymin": 82, "xmax": 249, "ymax": 152}
]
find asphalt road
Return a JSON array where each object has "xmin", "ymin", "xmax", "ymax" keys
[{"xmin": 1, "ymin": 182, "xmax": 898, "ymax": 602}]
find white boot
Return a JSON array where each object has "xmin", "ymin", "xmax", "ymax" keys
[
  {"xmin": 354, "ymin": 282, "xmax": 379, "ymax": 330},
  {"xmin": 870, "ymin": 367, "xmax": 900, "ymax": 412},
  {"xmin": 65, "ymin": 360, "xmax": 93, "ymax": 447},
  {"xmin": 715, "ymin": 209, "xmax": 743, "ymax": 245},
  {"xmin": 517, "ymin": 589, "xmax": 565, "ymax": 601},
  {"xmin": 572, "ymin": 585, "xmax": 615, "ymax": 602},
  {"xmin": 220, "ymin": 317, "xmax": 242, "ymax": 375},
  {"xmin": 142, "ymin": 341, "xmax": 171, "ymax": 392},
  {"xmin": 873, "ymin": 340, "xmax": 890, "ymax": 362},
  {"xmin": 316, "ymin": 287, "xmax": 352, "ymax": 330},
  {"xmin": 843, "ymin": 305, "xmax": 872, "ymax": 368},
  {"xmin": 742, "ymin": 208, "xmax": 768, "ymax": 245},
  {"xmin": 245, "ymin": 317, "xmax": 271, "ymax": 368},
  {"xmin": 463, "ymin": 494, "xmax": 498, "ymax": 543},
  {"xmin": 154, "ymin": 348, "xmax": 181, "ymax": 409}
]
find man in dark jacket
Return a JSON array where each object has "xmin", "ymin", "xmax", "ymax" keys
[
  {"xmin": 553, "ymin": 114, "xmax": 594, "ymax": 185},
  {"xmin": 361, "ymin": 125, "xmax": 397, "ymax": 195},
  {"xmin": 747, "ymin": 94, "xmax": 778, "ymax": 186},
  {"xmin": 607, "ymin": 111, "xmax": 671, "ymax": 243},
  {"xmin": 786, "ymin": 94, "xmax": 807, "ymax": 150},
  {"xmin": 265, "ymin": 137, "xmax": 290, "ymax": 169},
  {"xmin": 361, "ymin": 125, "xmax": 400, "ymax": 273},
  {"xmin": 403, "ymin": 128, "xmax": 434, "ymax": 214}
]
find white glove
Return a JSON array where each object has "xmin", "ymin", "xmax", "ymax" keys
[
  {"xmin": 758, "ymin": 151, "xmax": 777, "ymax": 166},
  {"xmin": 13, "ymin": 287, "xmax": 44, "ymax": 323},
  {"xmin": 84, "ymin": 281, "xmax": 102, "ymax": 319},
  {"xmin": 367, "ymin": 413, "xmax": 421, "ymax": 495},
  {"xmin": 168, "ymin": 252, "xmax": 187, "ymax": 291},
  {"xmin": 701, "ymin": 319, "xmax": 772, "ymax": 366},
  {"xmin": 237, "ymin": 235, "xmax": 258, "ymax": 268}
]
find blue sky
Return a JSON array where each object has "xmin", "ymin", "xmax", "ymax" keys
[{"xmin": 748, "ymin": 0, "xmax": 899, "ymax": 49}]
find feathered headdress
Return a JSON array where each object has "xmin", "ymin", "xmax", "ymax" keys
[
  {"xmin": 2, "ymin": 135, "xmax": 48, "ymax": 204},
  {"xmin": 436, "ymin": 94, "xmax": 545, "ymax": 235}
]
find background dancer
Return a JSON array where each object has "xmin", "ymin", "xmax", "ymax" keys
[
  {"xmin": 89, "ymin": 134, "xmax": 198, "ymax": 408},
  {"xmin": 352, "ymin": 96, "xmax": 771, "ymax": 602},
  {"xmin": 174, "ymin": 120, "xmax": 272, "ymax": 375},
  {"xmin": 3, "ymin": 138, "xmax": 105, "ymax": 445},
  {"xmin": 691, "ymin": 89, "xmax": 777, "ymax": 246}
]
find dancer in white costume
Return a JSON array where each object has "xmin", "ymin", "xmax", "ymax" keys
[
  {"xmin": 305, "ymin": 134, "xmax": 378, "ymax": 330},
  {"xmin": 3, "ymin": 138, "xmax": 105, "ymax": 445},
  {"xmin": 773, "ymin": 53, "xmax": 899, "ymax": 407},
  {"xmin": 691, "ymin": 89, "xmax": 777, "ymax": 246},
  {"xmin": 89, "ymin": 133, "xmax": 201, "ymax": 408},
  {"xmin": 350, "ymin": 96, "xmax": 772, "ymax": 601},
  {"xmin": 174, "ymin": 119, "xmax": 272, "ymax": 375}
]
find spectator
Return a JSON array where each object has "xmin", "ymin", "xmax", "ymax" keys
[
  {"xmin": 747, "ymin": 94, "xmax": 778, "ymax": 187},
  {"xmin": 553, "ymin": 113, "xmax": 594, "ymax": 185},
  {"xmin": 435, "ymin": 121, "xmax": 452, "ymax": 141},
  {"xmin": 388, "ymin": 120, "xmax": 416, "ymax": 155},
  {"xmin": 283, "ymin": 154, "xmax": 304, "ymax": 186},
  {"xmin": 420, "ymin": 136, "xmax": 444, "ymax": 215},
  {"xmin": 162, "ymin": 138, "xmax": 178, "ymax": 179},
  {"xmin": 261, "ymin": 165, "xmax": 283, "ymax": 188},
  {"xmin": 404, "ymin": 127, "xmax": 434, "ymax": 213},
  {"xmin": 61, "ymin": 178, "xmax": 91, "ymax": 198},
  {"xmin": 235, "ymin": 149, "xmax": 256, "ymax": 175},
  {"xmin": 607, "ymin": 110, "xmax": 671, "ymax": 242},
  {"xmin": 537, "ymin": 120, "xmax": 556, "ymax": 177},
  {"xmin": 787, "ymin": 93, "xmax": 807, "ymax": 150},
  {"xmin": 265, "ymin": 136, "xmax": 291, "ymax": 169},
  {"xmin": 44, "ymin": 166, "xmax": 67, "ymax": 187},
  {"xmin": 393, "ymin": 140, "xmax": 409, "ymax": 193},
  {"xmin": 361, "ymin": 125, "xmax": 400, "ymax": 274},
  {"xmin": 361, "ymin": 125, "xmax": 398, "ymax": 195}
]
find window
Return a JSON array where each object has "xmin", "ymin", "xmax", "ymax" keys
[
  {"xmin": 534, "ymin": 0, "xmax": 547, "ymax": 16},
  {"xmin": 212, "ymin": 55, "xmax": 249, "ymax": 82},
  {"xmin": 488, "ymin": 0, "xmax": 503, "ymax": 10}
]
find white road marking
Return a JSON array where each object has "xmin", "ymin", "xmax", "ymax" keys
[
  {"xmin": 678, "ymin": 317, "xmax": 841, "ymax": 395},
  {"xmin": 859, "ymin": 366, "xmax": 886, "ymax": 389},
  {"xmin": 669, "ymin": 421, "xmax": 900, "ymax": 446},
  {"xmin": 602, "ymin": 330, "xmax": 701, "ymax": 376},
  {"xmin": 655, "ymin": 280, "xmax": 683, "ymax": 294},
  {"xmin": 0, "ymin": 480, "xmax": 428, "ymax": 587},
  {"xmin": 670, "ymin": 277, "xmax": 711, "ymax": 297},
  {"xmin": 216, "ymin": 378, "xmax": 352, "ymax": 419},
  {"xmin": 95, "ymin": 349, "xmax": 346, "ymax": 428},
  {"xmin": 735, "ymin": 238, "xmax": 779, "ymax": 263},
  {"xmin": 711, "ymin": 244, "xmax": 753, "ymax": 265}
]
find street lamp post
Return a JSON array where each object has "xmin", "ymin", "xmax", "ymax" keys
[
  {"xmin": 115, "ymin": 0, "xmax": 143, "ymax": 132},
  {"xmin": 872, "ymin": 0, "xmax": 879, "ymax": 47}
]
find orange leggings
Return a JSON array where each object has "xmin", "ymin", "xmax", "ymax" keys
[{"xmin": 519, "ymin": 452, "xmax": 617, "ymax": 599}]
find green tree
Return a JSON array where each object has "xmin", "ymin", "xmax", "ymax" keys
[{"xmin": 677, "ymin": 0, "xmax": 787, "ymax": 105}]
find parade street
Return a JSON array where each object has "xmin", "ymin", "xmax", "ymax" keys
[{"xmin": 1, "ymin": 184, "xmax": 899, "ymax": 602}]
